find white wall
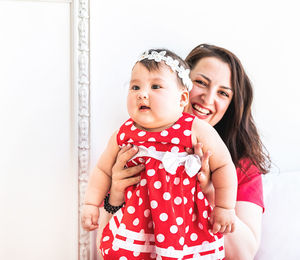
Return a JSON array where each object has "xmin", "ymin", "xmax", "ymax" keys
[
  {"xmin": 0, "ymin": 1, "xmax": 77, "ymax": 259},
  {"xmin": 90, "ymin": 0, "xmax": 300, "ymax": 258},
  {"xmin": 90, "ymin": 0, "xmax": 300, "ymax": 172}
]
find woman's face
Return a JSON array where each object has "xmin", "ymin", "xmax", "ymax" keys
[{"xmin": 187, "ymin": 57, "xmax": 233, "ymax": 126}]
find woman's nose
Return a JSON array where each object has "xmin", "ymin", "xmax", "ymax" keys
[{"xmin": 202, "ymin": 90, "xmax": 215, "ymax": 105}]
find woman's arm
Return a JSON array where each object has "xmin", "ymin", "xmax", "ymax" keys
[{"xmin": 225, "ymin": 201, "xmax": 263, "ymax": 260}]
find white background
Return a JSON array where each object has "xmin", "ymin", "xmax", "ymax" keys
[{"xmin": 1, "ymin": 0, "xmax": 299, "ymax": 259}]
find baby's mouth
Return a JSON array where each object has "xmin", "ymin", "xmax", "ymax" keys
[
  {"xmin": 139, "ymin": 105, "xmax": 151, "ymax": 110},
  {"xmin": 192, "ymin": 104, "xmax": 211, "ymax": 115}
]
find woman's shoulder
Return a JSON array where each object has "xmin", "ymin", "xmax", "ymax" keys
[{"xmin": 236, "ymin": 158, "xmax": 264, "ymax": 211}]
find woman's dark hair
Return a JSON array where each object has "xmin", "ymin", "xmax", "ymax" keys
[
  {"xmin": 186, "ymin": 44, "xmax": 271, "ymax": 174},
  {"xmin": 138, "ymin": 48, "xmax": 189, "ymax": 89}
]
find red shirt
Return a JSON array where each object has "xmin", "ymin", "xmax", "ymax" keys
[{"xmin": 236, "ymin": 158, "xmax": 264, "ymax": 211}]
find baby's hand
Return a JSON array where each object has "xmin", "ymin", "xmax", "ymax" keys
[
  {"xmin": 81, "ymin": 204, "xmax": 100, "ymax": 231},
  {"xmin": 210, "ymin": 206, "xmax": 236, "ymax": 234}
]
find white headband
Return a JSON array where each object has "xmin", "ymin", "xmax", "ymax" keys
[{"xmin": 137, "ymin": 50, "xmax": 193, "ymax": 91}]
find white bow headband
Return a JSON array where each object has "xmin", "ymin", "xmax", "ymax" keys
[{"xmin": 137, "ymin": 50, "xmax": 193, "ymax": 91}]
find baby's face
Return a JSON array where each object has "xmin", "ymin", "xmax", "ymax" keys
[{"xmin": 127, "ymin": 62, "xmax": 188, "ymax": 132}]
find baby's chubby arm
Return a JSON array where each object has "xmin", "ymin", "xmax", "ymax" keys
[
  {"xmin": 81, "ymin": 130, "xmax": 120, "ymax": 231},
  {"xmin": 192, "ymin": 117, "xmax": 237, "ymax": 233}
]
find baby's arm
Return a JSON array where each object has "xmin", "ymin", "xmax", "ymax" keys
[
  {"xmin": 192, "ymin": 118, "xmax": 237, "ymax": 233},
  {"xmin": 81, "ymin": 131, "xmax": 120, "ymax": 231}
]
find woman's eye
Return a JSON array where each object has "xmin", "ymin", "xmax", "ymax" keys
[
  {"xmin": 219, "ymin": 91, "xmax": 229, "ymax": 97},
  {"xmin": 151, "ymin": 84, "xmax": 161, "ymax": 89},
  {"xmin": 195, "ymin": 80, "xmax": 207, "ymax": 87},
  {"xmin": 131, "ymin": 85, "xmax": 140, "ymax": 90}
]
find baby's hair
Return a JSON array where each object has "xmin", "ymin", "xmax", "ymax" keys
[{"xmin": 138, "ymin": 48, "xmax": 190, "ymax": 90}]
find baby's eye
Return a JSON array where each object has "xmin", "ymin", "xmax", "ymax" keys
[
  {"xmin": 151, "ymin": 84, "xmax": 161, "ymax": 89},
  {"xmin": 131, "ymin": 85, "xmax": 140, "ymax": 90}
]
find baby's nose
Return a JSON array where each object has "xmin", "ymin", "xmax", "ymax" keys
[{"xmin": 138, "ymin": 91, "xmax": 149, "ymax": 99}]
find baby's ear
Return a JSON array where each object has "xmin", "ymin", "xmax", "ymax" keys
[{"xmin": 180, "ymin": 90, "xmax": 189, "ymax": 107}]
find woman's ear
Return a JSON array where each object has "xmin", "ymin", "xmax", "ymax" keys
[{"xmin": 180, "ymin": 90, "xmax": 189, "ymax": 107}]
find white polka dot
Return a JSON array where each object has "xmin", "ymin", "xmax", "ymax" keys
[
  {"xmin": 184, "ymin": 197, "xmax": 188, "ymax": 204},
  {"xmin": 138, "ymin": 131, "xmax": 146, "ymax": 137},
  {"xmin": 102, "ymin": 236, "xmax": 110, "ymax": 242},
  {"xmin": 151, "ymin": 200, "xmax": 158, "ymax": 209},
  {"xmin": 176, "ymin": 217, "xmax": 183, "ymax": 225},
  {"xmin": 148, "ymin": 137, "xmax": 156, "ymax": 142},
  {"xmin": 148, "ymin": 146, "xmax": 156, "ymax": 152},
  {"xmin": 127, "ymin": 206, "xmax": 135, "ymax": 214},
  {"xmin": 146, "ymin": 158, "xmax": 151, "ymax": 164},
  {"xmin": 189, "ymin": 207, "xmax": 193, "ymax": 214},
  {"xmin": 174, "ymin": 197, "xmax": 182, "ymax": 205},
  {"xmin": 160, "ymin": 213, "xmax": 168, "ymax": 221},
  {"xmin": 128, "ymin": 138, "xmax": 134, "ymax": 143},
  {"xmin": 167, "ymin": 246, "xmax": 175, "ymax": 251},
  {"xmin": 192, "ymin": 213, "xmax": 196, "ymax": 222},
  {"xmin": 127, "ymin": 191, "xmax": 132, "ymax": 199},
  {"xmin": 133, "ymin": 218, "xmax": 139, "ymax": 226},
  {"xmin": 133, "ymin": 252, "xmax": 140, "ymax": 257},
  {"xmin": 161, "ymin": 142, "xmax": 167, "ymax": 144},
  {"xmin": 183, "ymin": 178, "xmax": 190, "ymax": 185},
  {"xmin": 203, "ymin": 210, "xmax": 208, "ymax": 218},
  {"xmin": 172, "ymin": 124, "xmax": 181, "ymax": 129},
  {"xmin": 166, "ymin": 175, "xmax": 170, "ymax": 182},
  {"xmin": 120, "ymin": 133, "xmax": 125, "ymax": 140},
  {"xmin": 140, "ymin": 179, "xmax": 147, "ymax": 186},
  {"xmin": 171, "ymin": 137, "xmax": 180, "ymax": 144},
  {"xmin": 198, "ymin": 192, "xmax": 204, "ymax": 199},
  {"xmin": 204, "ymin": 199, "xmax": 209, "ymax": 206},
  {"xmin": 171, "ymin": 146, "xmax": 180, "ymax": 153},
  {"xmin": 139, "ymin": 198, "xmax": 143, "ymax": 205},
  {"xmin": 185, "ymin": 117, "xmax": 193, "ymax": 121},
  {"xmin": 112, "ymin": 244, "xmax": 119, "ymax": 251},
  {"xmin": 139, "ymin": 141, "xmax": 145, "ymax": 144},
  {"xmin": 125, "ymin": 121, "xmax": 132, "ymax": 126},
  {"xmin": 147, "ymin": 169, "xmax": 155, "ymax": 176},
  {"xmin": 190, "ymin": 233, "xmax": 198, "ymax": 241},
  {"xmin": 174, "ymin": 177, "xmax": 180, "ymax": 185},
  {"xmin": 144, "ymin": 209, "xmax": 150, "ymax": 217},
  {"xmin": 191, "ymin": 187, "xmax": 195, "ymax": 195},
  {"xmin": 157, "ymin": 234, "xmax": 165, "ymax": 242},
  {"xmin": 179, "ymin": 237, "xmax": 185, "ymax": 245},
  {"xmin": 170, "ymin": 225, "xmax": 178, "ymax": 233},
  {"xmin": 163, "ymin": 192, "xmax": 171, "ymax": 200},
  {"xmin": 119, "ymin": 257, "xmax": 127, "ymax": 260},
  {"xmin": 183, "ymin": 130, "xmax": 191, "ymax": 136},
  {"xmin": 185, "ymin": 226, "xmax": 189, "ymax": 233},
  {"xmin": 158, "ymin": 163, "xmax": 164, "ymax": 169},
  {"xmin": 136, "ymin": 190, "xmax": 140, "ymax": 196},
  {"xmin": 104, "ymin": 249, "xmax": 109, "ymax": 254},
  {"xmin": 131, "ymin": 125, "xmax": 137, "ymax": 131},
  {"xmin": 161, "ymin": 130, "xmax": 169, "ymax": 136},
  {"xmin": 154, "ymin": 181, "xmax": 162, "ymax": 189},
  {"xmin": 198, "ymin": 223, "xmax": 203, "ymax": 230}
]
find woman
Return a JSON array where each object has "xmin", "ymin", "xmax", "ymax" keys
[{"xmin": 99, "ymin": 44, "xmax": 271, "ymax": 259}]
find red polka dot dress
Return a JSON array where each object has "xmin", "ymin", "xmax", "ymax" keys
[{"xmin": 100, "ymin": 113, "xmax": 224, "ymax": 259}]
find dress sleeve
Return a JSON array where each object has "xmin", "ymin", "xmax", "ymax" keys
[{"xmin": 236, "ymin": 159, "xmax": 265, "ymax": 212}]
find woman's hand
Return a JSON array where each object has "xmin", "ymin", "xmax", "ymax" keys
[
  {"xmin": 109, "ymin": 144, "xmax": 144, "ymax": 206},
  {"xmin": 187, "ymin": 142, "xmax": 214, "ymax": 203}
]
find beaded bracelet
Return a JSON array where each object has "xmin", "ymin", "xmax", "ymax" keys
[{"xmin": 104, "ymin": 194, "xmax": 125, "ymax": 214}]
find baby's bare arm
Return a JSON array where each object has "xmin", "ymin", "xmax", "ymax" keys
[
  {"xmin": 192, "ymin": 118, "xmax": 237, "ymax": 232},
  {"xmin": 82, "ymin": 131, "xmax": 120, "ymax": 231}
]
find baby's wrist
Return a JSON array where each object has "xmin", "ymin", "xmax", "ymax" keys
[
  {"xmin": 214, "ymin": 205, "xmax": 234, "ymax": 210},
  {"xmin": 84, "ymin": 202, "xmax": 99, "ymax": 207}
]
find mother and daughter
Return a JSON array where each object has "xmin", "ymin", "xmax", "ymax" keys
[{"xmin": 82, "ymin": 44, "xmax": 270, "ymax": 260}]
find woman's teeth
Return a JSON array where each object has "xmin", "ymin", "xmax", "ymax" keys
[{"xmin": 193, "ymin": 104, "xmax": 210, "ymax": 115}]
